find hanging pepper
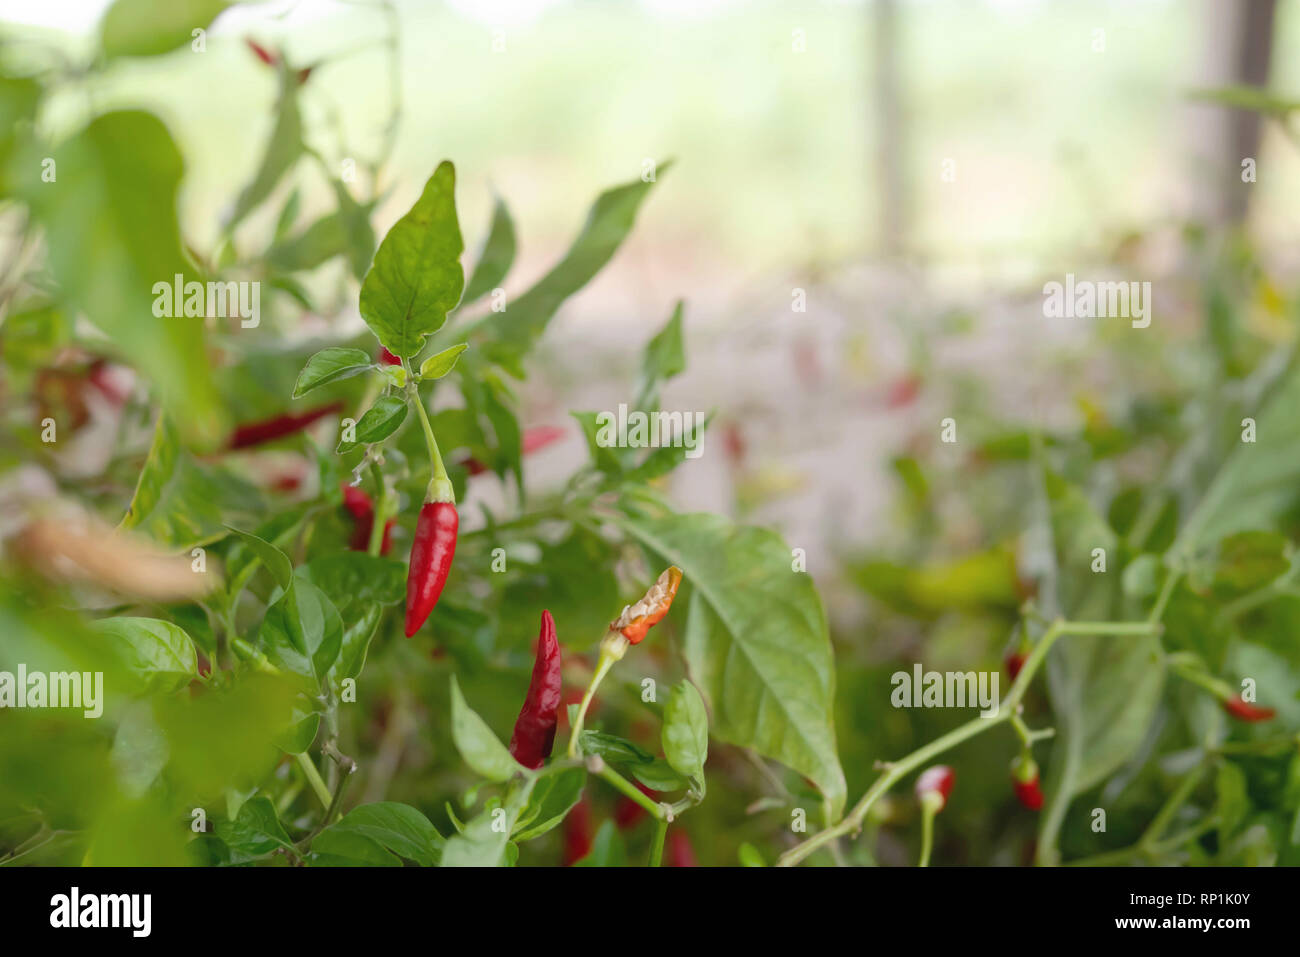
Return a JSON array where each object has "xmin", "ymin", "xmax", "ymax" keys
[
  {"xmin": 403, "ymin": 498, "xmax": 457, "ymax": 636},
  {"xmin": 1223, "ymin": 696, "xmax": 1275, "ymax": 722},
  {"xmin": 508, "ymin": 610, "xmax": 563, "ymax": 769},
  {"xmin": 1011, "ymin": 754, "xmax": 1043, "ymax": 811},
  {"xmin": 228, "ymin": 402, "xmax": 343, "ymax": 449},
  {"xmin": 915, "ymin": 765, "xmax": 955, "ymax": 812},
  {"xmin": 379, "ymin": 347, "xmax": 402, "ymax": 366},
  {"xmin": 462, "ymin": 424, "xmax": 567, "ymax": 476},
  {"xmin": 341, "ymin": 483, "xmax": 393, "ymax": 555}
]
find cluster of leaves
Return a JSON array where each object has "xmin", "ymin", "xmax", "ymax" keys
[
  {"xmin": 0, "ymin": 2, "xmax": 841, "ymax": 867},
  {"xmin": 842, "ymin": 228, "xmax": 1300, "ymax": 866}
]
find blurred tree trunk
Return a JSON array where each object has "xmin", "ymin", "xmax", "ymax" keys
[
  {"xmin": 1194, "ymin": 0, "xmax": 1276, "ymax": 224},
  {"xmin": 874, "ymin": 0, "xmax": 904, "ymax": 256}
]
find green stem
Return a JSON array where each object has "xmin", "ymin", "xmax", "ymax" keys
[
  {"xmin": 407, "ymin": 378, "xmax": 452, "ymax": 500},
  {"xmin": 366, "ymin": 463, "xmax": 391, "ymax": 557},
  {"xmin": 595, "ymin": 762, "xmax": 663, "ymax": 821},
  {"xmin": 917, "ymin": 804, "xmax": 936, "ymax": 867},
  {"xmin": 776, "ymin": 617, "xmax": 1162, "ymax": 867},
  {"xmin": 567, "ymin": 648, "xmax": 618, "ymax": 758},
  {"xmin": 650, "ymin": 819, "xmax": 668, "ymax": 867},
  {"xmin": 1148, "ymin": 569, "xmax": 1182, "ymax": 624},
  {"xmin": 295, "ymin": 752, "xmax": 332, "ymax": 810}
]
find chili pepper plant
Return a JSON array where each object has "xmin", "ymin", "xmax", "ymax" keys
[{"xmin": 1, "ymin": 11, "xmax": 1299, "ymax": 870}]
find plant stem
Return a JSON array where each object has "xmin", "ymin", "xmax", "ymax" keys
[
  {"xmin": 917, "ymin": 804, "xmax": 936, "ymax": 867},
  {"xmin": 776, "ymin": 617, "xmax": 1162, "ymax": 867},
  {"xmin": 407, "ymin": 378, "xmax": 451, "ymax": 497},
  {"xmin": 366, "ymin": 462, "xmax": 390, "ymax": 557},
  {"xmin": 295, "ymin": 752, "xmax": 332, "ymax": 810},
  {"xmin": 1148, "ymin": 569, "xmax": 1182, "ymax": 624},
  {"xmin": 595, "ymin": 762, "xmax": 663, "ymax": 820},
  {"xmin": 567, "ymin": 648, "xmax": 618, "ymax": 758},
  {"xmin": 650, "ymin": 819, "xmax": 668, "ymax": 867}
]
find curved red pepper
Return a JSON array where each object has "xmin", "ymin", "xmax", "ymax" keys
[
  {"xmin": 404, "ymin": 500, "xmax": 457, "ymax": 636},
  {"xmin": 563, "ymin": 800, "xmax": 592, "ymax": 866},
  {"xmin": 228, "ymin": 402, "xmax": 343, "ymax": 450},
  {"xmin": 379, "ymin": 347, "xmax": 402, "ymax": 366},
  {"xmin": 1223, "ymin": 696, "xmax": 1275, "ymax": 722},
  {"xmin": 341, "ymin": 483, "xmax": 392, "ymax": 555},
  {"xmin": 508, "ymin": 610, "xmax": 563, "ymax": 769}
]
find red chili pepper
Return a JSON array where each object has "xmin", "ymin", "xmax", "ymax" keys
[
  {"xmin": 1011, "ymin": 755, "xmax": 1043, "ymax": 811},
  {"xmin": 295, "ymin": 66, "xmax": 312, "ymax": 85},
  {"xmin": 379, "ymin": 347, "xmax": 402, "ymax": 366},
  {"xmin": 228, "ymin": 402, "xmax": 343, "ymax": 450},
  {"xmin": 563, "ymin": 799, "xmax": 592, "ymax": 866},
  {"xmin": 404, "ymin": 499, "xmax": 457, "ymax": 636},
  {"xmin": 915, "ymin": 765, "xmax": 955, "ymax": 812},
  {"xmin": 245, "ymin": 38, "xmax": 277, "ymax": 66},
  {"xmin": 340, "ymin": 483, "xmax": 393, "ymax": 555},
  {"xmin": 508, "ymin": 610, "xmax": 562, "ymax": 769},
  {"xmin": 612, "ymin": 566, "xmax": 683, "ymax": 645},
  {"xmin": 1005, "ymin": 651, "xmax": 1027, "ymax": 681},
  {"xmin": 1223, "ymin": 696, "xmax": 1275, "ymax": 722},
  {"xmin": 666, "ymin": 829, "xmax": 698, "ymax": 867}
]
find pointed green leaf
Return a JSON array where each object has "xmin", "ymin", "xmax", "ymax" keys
[
  {"xmin": 293, "ymin": 347, "xmax": 373, "ymax": 398},
  {"xmin": 449, "ymin": 675, "xmax": 522, "ymax": 782},
  {"xmin": 419, "ymin": 343, "xmax": 468, "ymax": 381},
  {"xmin": 359, "ymin": 161, "xmax": 464, "ymax": 358},
  {"xmin": 337, "ymin": 395, "xmax": 408, "ymax": 453},
  {"xmin": 89, "ymin": 617, "xmax": 197, "ymax": 694},
  {"xmin": 662, "ymin": 679, "xmax": 708, "ymax": 785}
]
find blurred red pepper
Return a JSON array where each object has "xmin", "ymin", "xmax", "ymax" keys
[
  {"xmin": 508, "ymin": 610, "xmax": 562, "ymax": 769},
  {"xmin": 1011, "ymin": 755, "xmax": 1043, "ymax": 811},
  {"xmin": 1004, "ymin": 651, "xmax": 1027, "ymax": 681},
  {"xmin": 462, "ymin": 425, "xmax": 567, "ymax": 476},
  {"xmin": 379, "ymin": 347, "xmax": 401, "ymax": 366},
  {"xmin": 341, "ymin": 482, "xmax": 393, "ymax": 555},
  {"xmin": 228, "ymin": 402, "xmax": 343, "ymax": 450},
  {"xmin": 563, "ymin": 800, "xmax": 592, "ymax": 866},
  {"xmin": 666, "ymin": 829, "xmax": 698, "ymax": 867},
  {"xmin": 1223, "ymin": 696, "xmax": 1275, "ymax": 722},
  {"xmin": 915, "ymin": 765, "xmax": 955, "ymax": 812},
  {"xmin": 245, "ymin": 37, "xmax": 276, "ymax": 65}
]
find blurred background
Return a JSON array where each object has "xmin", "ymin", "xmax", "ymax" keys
[{"xmin": 4, "ymin": 0, "xmax": 1299, "ymax": 866}]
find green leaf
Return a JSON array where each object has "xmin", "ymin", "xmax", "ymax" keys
[
  {"xmin": 259, "ymin": 578, "xmax": 343, "ymax": 682},
  {"xmin": 89, "ymin": 617, "xmax": 197, "ymax": 694},
  {"xmin": 311, "ymin": 803, "xmax": 442, "ymax": 866},
  {"xmin": 578, "ymin": 731, "xmax": 655, "ymax": 765},
  {"xmin": 100, "ymin": 0, "xmax": 229, "ymax": 59},
  {"xmin": 298, "ymin": 553, "xmax": 404, "ymax": 680},
  {"xmin": 440, "ymin": 779, "xmax": 535, "ymax": 867},
  {"xmin": 481, "ymin": 165, "xmax": 668, "ymax": 365},
  {"xmin": 630, "ymin": 759, "xmax": 691, "ymax": 792},
  {"xmin": 213, "ymin": 796, "xmax": 293, "ymax": 862},
  {"xmin": 450, "ymin": 675, "xmax": 523, "ymax": 782},
  {"xmin": 662, "ymin": 679, "xmax": 708, "ymax": 786},
  {"xmin": 1217, "ymin": 761, "xmax": 1250, "ymax": 840},
  {"xmin": 1210, "ymin": 530, "xmax": 1290, "ymax": 595},
  {"xmin": 229, "ymin": 76, "xmax": 303, "ymax": 228},
  {"xmin": 359, "ymin": 161, "xmax": 464, "ymax": 358},
  {"xmin": 120, "ymin": 417, "xmax": 260, "ymax": 548},
  {"xmin": 337, "ymin": 395, "xmax": 408, "ymax": 453},
  {"xmin": 573, "ymin": 821, "xmax": 627, "ymax": 867},
  {"xmin": 462, "ymin": 195, "xmax": 516, "ymax": 305},
  {"xmin": 224, "ymin": 525, "xmax": 293, "ymax": 591},
  {"xmin": 419, "ymin": 343, "xmax": 468, "ymax": 381},
  {"xmin": 1173, "ymin": 357, "xmax": 1300, "ymax": 557},
  {"xmin": 617, "ymin": 512, "xmax": 846, "ymax": 819},
  {"xmin": 1037, "ymin": 472, "xmax": 1165, "ymax": 865},
  {"xmin": 17, "ymin": 111, "xmax": 224, "ymax": 445},
  {"xmin": 1189, "ymin": 85, "xmax": 1300, "ymax": 118},
  {"xmin": 636, "ymin": 300, "xmax": 686, "ymax": 410},
  {"xmin": 293, "ymin": 347, "xmax": 374, "ymax": 398},
  {"xmin": 512, "ymin": 768, "xmax": 586, "ymax": 841}
]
